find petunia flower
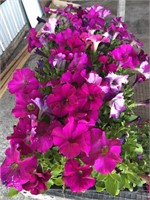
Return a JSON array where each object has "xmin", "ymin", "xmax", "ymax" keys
[
  {"xmin": 8, "ymin": 68, "xmax": 39, "ymax": 95},
  {"xmin": 52, "ymin": 117, "xmax": 90, "ymax": 159},
  {"xmin": 12, "ymin": 92, "xmax": 40, "ymax": 118},
  {"xmin": 81, "ymin": 70, "xmax": 110, "ymax": 94},
  {"xmin": 27, "ymin": 28, "xmax": 42, "ymax": 52},
  {"xmin": 82, "ymin": 128, "xmax": 122, "ymax": 174},
  {"xmin": 7, "ymin": 117, "xmax": 33, "ymax": 155},
  {"xmin": 86, "ymin": 5, "xmax": 111, "ymax": 19},
  {"xmin": 46, "ymin": 83, "xmax": 78, "ymax": 117},
  {"xmin": 30, "ymin": 121, "xmax": 54, "ymax": 153},
  {"xmin": 22, "ymin": 165, "xmax": 51, "ymax": 195},
  {"xmin": 110, "ymin": 44, "xmax": 139, "ymax": 69},
  {"xmin": 105, "ymin": 72, "xmax": 128, "ymax": 92},
  {"xmin": 136, "ymin": 61, "xmax": 150, "ymax": 80},
  {"xmin": 0, "ymin": 146, "xmax": 37, "ymax": 191},
  {"xmin": 41, "ymin": 18, "xmax": 57, "ymax": 34},
  {"xmin": 63, "ymin": 159, "xmax": 95, "ymax": 192},
  {"xmin": 77, "ymin": 83, "xmax": 104, "ymax": 110},
  {"xmin": 109, "ymin": 92, "xmax": 126, "ymax": 119}
]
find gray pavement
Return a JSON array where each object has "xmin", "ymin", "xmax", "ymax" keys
[{"xmin": 0, "ymin": 1, "xmax": 150, "ymax": 199}]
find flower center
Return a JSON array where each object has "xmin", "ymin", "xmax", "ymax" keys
[
  {"xmin": 27, "ymin": 103, "xmax": 35, "ymax": 111},
  {"xmin": 112, "ymin": 80, "xmax": 118, "ymax": 85},
  {"xmin": 101, "ymin": 146, "xmax": 109, "ymax": 155},
  {"xmin": 24, "ymin": 80, "xmax": 28, "ymax": 86},
  {"xmin": 78, "ymin": 170, "xmax": 83, "ymax": 175},
  {"xmin": 11, "ymin": 162, "xmax": 19, "ymax": 170},
  {"xmin": 88, "ymin": 95, "xmax": 94, "ymax": 101},
  {"xmin": 63, "ymin": 98, "xmax": 69, "ymax": 104}
]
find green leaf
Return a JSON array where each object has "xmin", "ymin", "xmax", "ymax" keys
[
  {"xmin": 105, "ymin": 175, "xmax": 120, "ymax": 196},
  {"xmin": 95, "ymin": 181, "xmax": 105, "ymax": 192},
  {"xmin": 51, "ymin": 166, "xmax": 63, "ymax": 177},
  {"xmin": 54, "ymin": 177, "xmax": 64, "ymax": 186},
  {"xmin": 46, "ymin": 179, "xmax": 54, "ymax": 188},
  {"xmin": 110, "ymin": 173, "xmax": 121, "ymax": 182},
  {"xmin": 134, "ymin": 144, "xmax": 143, "ymax": 154},
  {"xmin": 97, "ymin": 173, "xmax": 108, "ymax": 181},
  {"xmin": 7, "ymin": 188, "xmax": 18, "ymax": 197},
  {"xmin": 127, "ymin": 172, "xmax": 140, "ymax": 184}
]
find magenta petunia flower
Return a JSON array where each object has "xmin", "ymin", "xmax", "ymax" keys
[
  {"xmin": 8, "ymin": 68, "xmax": 39, "ymax": 95},
  {"xmin": 52, "ymin": 117, "xmax": 91, "ymax": 159},
  {"xmin": 55, "ymin": 28, "xmax": 75, "ymax": 47},
  {"xmin": 86, "ymin": 5, "xmax": 111, "ymax": 19},
  {"xmin": 105, "ymin": 72, "xmax": 128, "ymax": 92},
  {"xmin": 66, "ymin": 36, "xmax": 85, "ymax": 52},
  {"xmin": 22, "ymin": 166, "xmax": 51, "ymax": 195},
  {"xmin": 63, "ymin": 159, "xmax": 95, "ymax": 192},
  {"xmin": 84, "ymin": 6, "xmax": 105, "ymax": 30},
  {"xmin": 30, "ymin": 121, "xmax": 54, "ymax": 153},
  {"xmin": 81, "ymin": 70, "xmax": 110, "ymax": 93},
  {"xmin": 109, "ymin": 92, "xmax": 126, "ymax": 119},
  {"xmin": 107, "ymin": 17, "xmax": 130, "ymax": 40},
  {"xmin": 0, "ymin": 146, "xmax": 37, "ymax": 191},
  {"xmin": 46, "ymin": 83, "xmax": 78, "ymax": 117},
  {"xmin": 12, "ymin": 94, "xmax": 39, "ymax": 118},
  {"xmin": 110, "ymin": 44, "xmax": 139, "ymax": 69},
  {"xmin": 77, "ymin": 83, "xmax": 104, "ymax": 110},
  {"xmin": 82, "ymin": 128, "xmax": 122, "ymax": 174},
  {"xmin": 7, "ymin": 117, "xmax": 33, "ymax": 155},
  {"xmin": 27, "ymin": 28, "xmax": 42, "ymax": 52}
]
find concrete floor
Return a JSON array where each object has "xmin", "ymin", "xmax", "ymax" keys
[{"xmin": 0, "ymin": 1, "xmax": 150, "ymax": 199}]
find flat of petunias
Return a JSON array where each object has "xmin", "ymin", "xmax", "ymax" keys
[{"xmin": 1, "ymin": 3, "xmax": 150, "ymax": 197}]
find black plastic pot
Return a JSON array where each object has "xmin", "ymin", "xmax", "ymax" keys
[{"xmin": 45, "ymin": 187, "xmax": 149, "ymax": 200}]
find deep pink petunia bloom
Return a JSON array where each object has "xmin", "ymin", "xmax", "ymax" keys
[
  {"xmin": 86, "ymin": 5, "xmax": 111, "ymax": 19},
  {"xmin": 61, "ymin": 52, "xmax": 91, "ymax": 85},
  {"xmin": 22, "ymin": 166, "xmax": 51, "ymax": 195},
  {"xmin": 109, "ymin": 92, "xmax": 126, "ymax": 119},
  {"xmin": 110, "ymin": 44, "xmax": 139, "ymax": 69},
  {"xmin": 30, "ymin": 121, "xmax": 54, "ymax": 153},
  {"xmin": 27, "ymin": 28, "xmax": 42, "ymax": 52},
  {"xmin": 12, "ymin": 94, "xmax": 39, "ymax": 118},
  {"xmin": 63, "ymin": 159, "xmax": 95, "ymax": 192},
  {"xmin": 82, "ymin": 128, "xmax": 122, "ymax": 174},
  {"xmin": 69, "ymin": 106, "xmax": 99, "ymax": 127},
  {"xmin": 7, "ymin": 117, "xmax": 33, "ymax": 155},
  {"xmin": 46, "ymin": 83, "xmax": 78, "ymax": 117},
  {"xmin": 55, "ymin": 28, "xmax": 80, "ymax": 47},
  {"xmin": 81, "ymin": 70, "xmax": 110, "ymax": 94},
  {"xmin": 107, "ymin": 17, "xmax": 130, "ymax": 40},
  {"xmin": 66, "ymin": 36, "xmax": 85, "ymax": 52},
  {"xmin": 52, "ymin": 117, "xmax": 91, "ymax": 159},
  {"xmin": 8, "ymin": 68, "xmax": 39, "ymax": 95},
  {"xmin": 77, "ymin": 83, "xmax": 104, "ymax": 110},
  {"xmin": 84, "ymin": 6, "xmax": 105, "ymax": 30},
  {"xmin": 0, "ymin": 146, "xmax": 37, "ymax": 191}
]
